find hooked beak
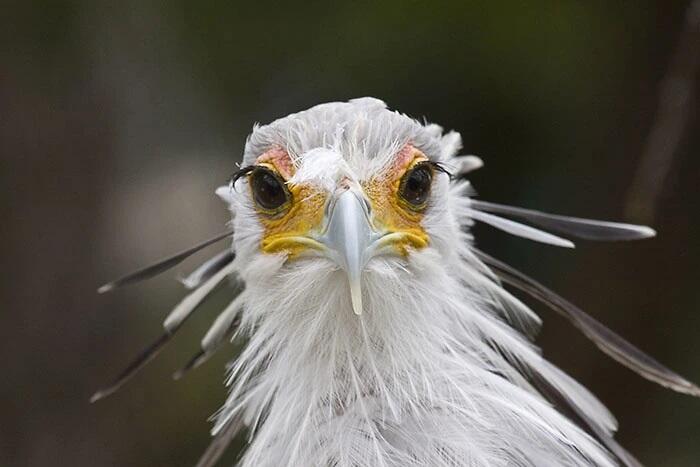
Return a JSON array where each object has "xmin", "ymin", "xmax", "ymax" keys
[{"xmin": 318, "ymin": 189, "xmax": 381, "ymax": 315}]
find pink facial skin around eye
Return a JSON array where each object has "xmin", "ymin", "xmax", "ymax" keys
[
  {"xmin": 393, "ymin": 143, "xmax": 418, "ymax": 169},
  {"xmin": 383, "ymin": 143, "xmax": 427, "ymax": 179},
  {"xmin": 256, "ymin": 147, "xmax": 295, "ymax": 179}
]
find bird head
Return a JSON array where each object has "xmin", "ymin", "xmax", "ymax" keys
[{"xmin": 219, "ymin": 97, "xmax": 459, "ymax": 317}]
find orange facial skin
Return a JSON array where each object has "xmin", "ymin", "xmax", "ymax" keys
[
  {"xmin": 249, "ymin": 144, "xmax": 432, "ymax": 258},
  {"xmin": 251, "ymin": 148, "xmax": 327, "ymax": 258},
  {"xmin": 361, "ymin": 144, "xmax": 431, "ymax": 256}
]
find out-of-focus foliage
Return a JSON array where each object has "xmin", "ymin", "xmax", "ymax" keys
[{"xmin": 1, "ymin": 1, "xmax": 698, "ymax": 466}]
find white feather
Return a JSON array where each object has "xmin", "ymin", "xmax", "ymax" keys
[
  {"xmin": 468, "ymin": 208, "xmax": 576, "ymax": 248},
  {"xmin": 454, "ymin": 154, "xmax": 484, "ymax": 175},
  {"xmin": 215, "ymin": 184, "xmax": 236, "ymax": 205},
  {"xmin": 288, "ymin": 147, "xmax": 356, "ymax": 191},
  {"xmin": 162, "ymin": 262, "xmax": 236, "ymax": 332},
  {"xmin": 181, "ymin": 249, "xmax": 233, "ymax": 289},
  {"xmin": 201, "ymin": 291, "xmax": 245, "ymax": 351}
]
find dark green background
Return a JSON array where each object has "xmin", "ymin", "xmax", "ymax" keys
[{"xmin": 2, "ymin": 1, "xmax": 699, "ymax": 465}]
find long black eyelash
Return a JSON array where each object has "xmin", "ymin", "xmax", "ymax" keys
[
  {"xmin": 427, "ymin": 161, "xmax": 453, "ymax": 179},
  {"xmin": 232, "ymin": 162, "xmax": 452, "ymax": 186},
  {"xmin": 228, "ymin": 165, "xmax": 256, "ymax": 187}
]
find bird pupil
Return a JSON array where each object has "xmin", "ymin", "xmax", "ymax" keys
[
  {"xmin": 401, "ymin": 165, "xmax": 432, "ymax": 206},
  {"xmin": 251, "ymin": 169, "xmax": 288, "ymax": 210}
]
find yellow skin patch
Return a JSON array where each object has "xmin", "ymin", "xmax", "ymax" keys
[
  {"xmin": 258, "ymin": 182, "xmax": 326, "ymax": 258},
  {"xmin": 249, "ymin": 145, "xmax": 432, "ymax": 258},
  {"xmin": 250, "ymin": 148, "xmax": 327, "ymax": 258},
  {"xmin": 362, "ymin": 144, "xmax": 431, "ymax": 256}
]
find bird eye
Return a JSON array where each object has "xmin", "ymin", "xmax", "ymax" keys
[
  {"xmin": 249, "ymin": 167, "xmax": 290, "ymax": 212},
  {"xmin": 399, "ymin": 162, "xmax": 434, "ymax": 209}
]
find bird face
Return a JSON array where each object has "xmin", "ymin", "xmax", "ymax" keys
[{"xmin": 236, "ymin": 143, "xmax": 447, "ymax": 315}]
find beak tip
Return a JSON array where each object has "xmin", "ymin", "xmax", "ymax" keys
[{"xmin": 349, "ymin": 278, "xmax": 364, "ymax": 316}]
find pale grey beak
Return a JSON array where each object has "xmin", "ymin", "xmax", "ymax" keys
[{"xmin": 319, "ymin": 189, "xmax": 380, "ymax": 315}]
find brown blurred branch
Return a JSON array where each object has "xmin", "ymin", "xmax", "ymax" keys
[{"xmin": 626, "ymin": 0, "xmax": 700, "ymax": 223}]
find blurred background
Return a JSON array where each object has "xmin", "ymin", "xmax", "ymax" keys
[{"xmin": 2, "ymin": 1, "xmax": 699, "ymax": 465}]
